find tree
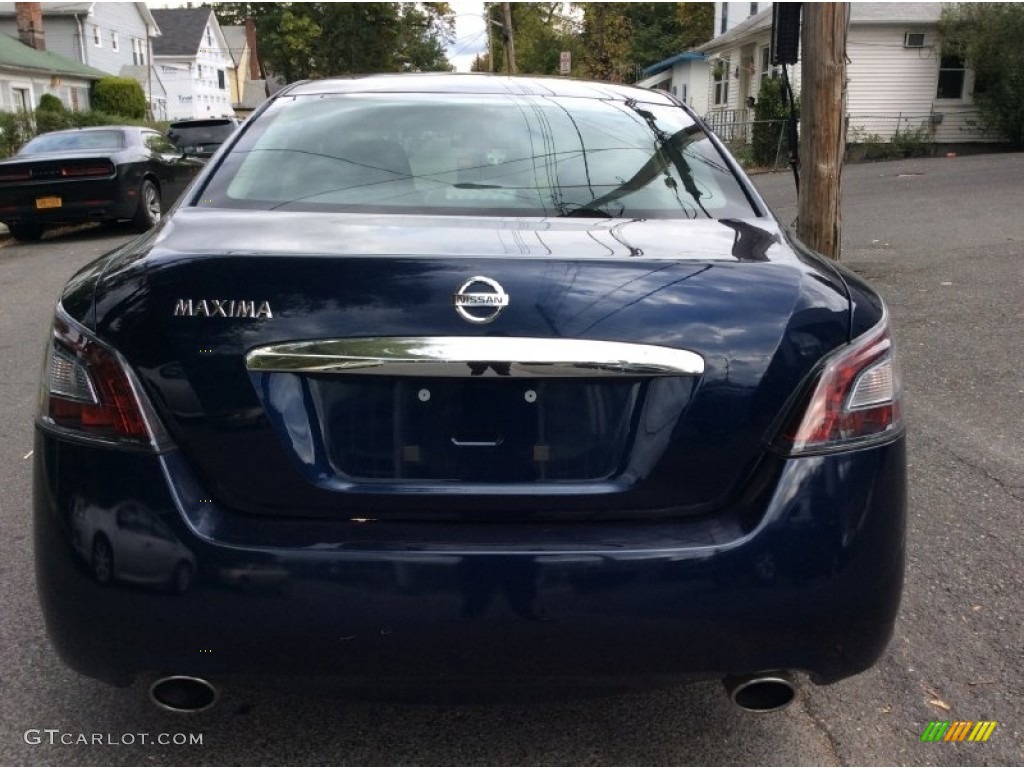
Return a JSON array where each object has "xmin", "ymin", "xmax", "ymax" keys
[
  {"xmin": 580, "ymin": 3, "xmax": 632, "ymax": 81},
  {"xmin": 677, "ymin": 2, "xmax": 714, "ymax": 50},
  {"xmin": 470, "ymin": 52, "xmax": 490, "ymax": 72},
  {"xmin": 939, "ymin": 3, "xmax": 1024, "ymax": 147},
  {"xmin": 396, "ymin": 3, "xmax": 455, "ymax": 72},
  {"xmin": 212, "ymin": 2, "xmax": 454, "ymax": 81},
  {"xmin": 621, "ymin": 3, "xmax": 711, "ymax": 73},
  {"xmin": 485, "ymin": 3, "xmax": 581, "ymax": 76}
]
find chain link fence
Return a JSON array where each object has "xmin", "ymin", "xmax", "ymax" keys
[
  {"xmin": 703, "ymin": 111, "xmax": 791, "ymax": 171},
  {"xmin": 702, "ymin": 110, "xmax": 989, "ymax": 170}
]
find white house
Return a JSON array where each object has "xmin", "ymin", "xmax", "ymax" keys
[
  {"xmin": 636, "ymin": 52, "xmax": 709, "ymax": 115},
  {"xmin": 150, "ymin": 7, "xmax": 234, "ymax": 121},
  {"xmin": 646, "ymin": 2, "xmax": 992, "ymax": 145},
  {"xmin": 0, "ymin": 2, "xmax": 165, "ymax": 116},
  {"xmin": 0, "ymin": 29, "xmax": 104, "ymax": 112},
  {"xmin": 715, "ymin": 2, "xmax": 768, "ymax": 37}
]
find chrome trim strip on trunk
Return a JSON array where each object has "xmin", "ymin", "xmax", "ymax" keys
[{"xmin": 245, "ymin": 337, "xmax": 705, "ymax": 378}]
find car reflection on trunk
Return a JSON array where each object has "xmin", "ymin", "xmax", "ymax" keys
[{"xmin": 70, "ymin": 499, "xmax": 196, "ymax": 594}]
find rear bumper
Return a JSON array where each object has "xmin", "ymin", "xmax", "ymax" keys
[
  {"xmin": 34, "ymin": 429, "xmax": 906, "ymax": 689},
  {"xmin": 0, "ymin": 177, "xmax": 136, "ymax": 225}
]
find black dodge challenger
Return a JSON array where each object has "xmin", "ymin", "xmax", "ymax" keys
[
  {"xmin": 34, "ymin": 75, "xmax": 905, "ymax": 714},
  {"xmin": 0, "ymin": 126, "xmax": 202, "ymax": 241}
]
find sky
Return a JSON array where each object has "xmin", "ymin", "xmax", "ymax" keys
[{"xmin": 445, "ymin": 0, "xmax": 488, "ymax": 72}]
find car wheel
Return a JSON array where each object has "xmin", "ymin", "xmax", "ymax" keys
[
  {"xmin": 132, "ymin": 179, "xmax": 162, "ymax": 232},
  {"xmin": 8, "ymin": 223, "xmax": 44, "ymax": 242},
  {"xmin": 170, "ymin": 561, "xmax": 193, "ymax": 594},
  {"xmin": 92, "ymin": 536, "xmax": 114, "ymax": 585}
]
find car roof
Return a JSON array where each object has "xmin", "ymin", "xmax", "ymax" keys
[
  {"xmin": 282, "ymin": 73, "xmax": 678, "ymax": 104},
  {"xmin": 36, "ymin": 126, "xmax": 136, "ymax": 135}
]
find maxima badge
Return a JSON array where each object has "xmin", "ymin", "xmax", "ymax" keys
[{"xmin": 453, "ymin": 276, "xmax": 509, "ymax": 324}]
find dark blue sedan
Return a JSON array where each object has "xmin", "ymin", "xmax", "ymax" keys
[{"xmin": 34, "ymin": 75, "xmax": 905, "ymax": 714}]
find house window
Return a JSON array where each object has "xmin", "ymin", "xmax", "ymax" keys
[
  {"xmin": 111, "ymin": 31, "xmax": 119, "ymax": 51},
  {"xmin": 132, "ymin": 38, "xmax": 147, "ymax": 66},
  {"xmin": 713, "ymin": 58, "xmax": 730, "ymax": 106},
  {"xmin": 750, "ymin": 3, "xmax": 758, "ymax": 16},
  {"xmin": 217, "ymin": 69, "xmax": 225, "ymax": 90},
  {"xmin": 759, "ymin": 45, "xmax": 776, "ymax": 85},
  {"xmin": 721, "ymin": 3, "xmax": 729, "ymax": 34},
  {"xmin": 937, "ymin": 54, "xmax": 966, "ymax": 99},
  {"xmin": 12, "ymin": 87, "xmax": 30, "ymax": 111},
  {"xmin": 206, "ymin": 28, "xmax": 214, "ymax": 48},
  {"xmin": 93, "ymin": 25, "xmax": 102, "ymax": 47}
]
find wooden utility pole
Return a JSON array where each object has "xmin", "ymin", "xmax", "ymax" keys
[
  {"xmin": 797, "ymin": 3, "xmax": 849, "ymax": 261},
  {"xmin": 501, "ymin": 2, "xmax": 517, "ymax": 74},
  {"xmin": 487, "ymin": 4, "xmax": 494, "ymax": 73}
]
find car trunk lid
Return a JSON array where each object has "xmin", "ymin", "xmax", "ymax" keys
[{"xmin": 90, "ymin": 210, "xmax": 850, "ymax": 521}]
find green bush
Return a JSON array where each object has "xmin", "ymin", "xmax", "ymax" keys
[
  {"xmin": 751, "ymin": 77, "xmax": 790, "ymax": 167},
  {"xmin": 0, "ymin": 108, "xmax": 168, "ymax": 158},
  {"xmin": 848, "ymin": 128, "xmax": 899, "ymax": 160},
  {"xmin": 891, "ymin": 125, "xmax": 934, "ymax": 158},
  {"xmin": 848, "ymin": 124, "xmax": 934, "ymax": 161},
  {"xmin": 37, "ymin": 93, "xmax": 65, "ymax": 113},
  {"xmin": 0, "ymin": 110, "xmax": 35, "ymax": 156},
  {"xmin": 36, "ymin": 94, "xmax": 70, "ymax": 133},
  {"xmin": 67, "ymin": 109, "xmax": 134, "ymax": 128},
  {"xmin": 90, "ymin": 77, "xmax": 147, "ymax": 119}
]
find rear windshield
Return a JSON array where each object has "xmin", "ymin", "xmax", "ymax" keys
[
  {"xmin": 20, "ymin": 130, "xmax": 125, "ymax": 154},
  {"xmin": 168, "ymin": 121, "xmax": 237, "ymax": 146},
  {"xmin": 198, "ymin": 93, "xmax": 757, "ymax": 219}
]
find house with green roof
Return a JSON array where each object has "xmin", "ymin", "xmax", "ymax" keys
[
  {"xmin": 0, "ymin": 2, "xmax": 167, "ymax": 118},
  {"xmin": 0, "ymin": 31, "xmax": 105, "ymax": 112}
]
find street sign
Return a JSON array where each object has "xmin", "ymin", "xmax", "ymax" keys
[{"xmin": 559, "ymin": 51, "xmax": 571, "ymax": 74}]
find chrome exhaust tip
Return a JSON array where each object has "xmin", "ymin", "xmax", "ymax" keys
[
  {"xmin": 150, "ymin": 676, "xmax": 218, "ymax": 714},
  {"xmin": 724, "ymin": 672, "xmax": 797, "ymax": 713}
]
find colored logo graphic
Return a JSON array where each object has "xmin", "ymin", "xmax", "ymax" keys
[{"xmin": 921, "ymin": 721, "xmax": 998, "ymax": 742}]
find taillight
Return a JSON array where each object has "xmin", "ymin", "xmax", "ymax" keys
[
  {"xmin": 0, "ymin": 169, "xmax": 31, "ymax": 182},
  {"xmin": 38, "ymin": 306, "xmax": 169, "ymax": 450},
  {"xmin": 60, "ymin": 162, "xmax": 115, "ymax": 178},
  {"xmin": 774, "ymin": 313, "xmax": 902, "ymax": 454}
]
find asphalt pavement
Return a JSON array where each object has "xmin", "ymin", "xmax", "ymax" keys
[{"xmin": 0, "ymin": 154, "xmax": 1021, "ymax": 765}]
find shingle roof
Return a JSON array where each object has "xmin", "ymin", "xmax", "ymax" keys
[
  {"xmin": 151, "ymin": 7, "xmax": 211, "ymax": 57},
  {"xmin": 0, "ymin": 33, "xmax": 106, "ymax": 80},
  {"xmin": 222, "ymin": 25, "xmax": 246, "ymax": 67},
  {"xmin": 698, "ymin": 8, "xmax": 772, "ymax": 53},
  {"xmin": 0, "ymin": 2, "xmax": 93, "ymax": 15}
]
